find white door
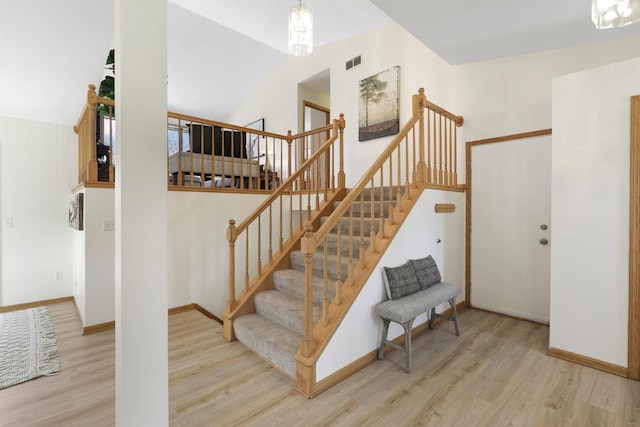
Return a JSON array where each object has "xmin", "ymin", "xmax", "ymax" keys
[{"xmin": 471, "ymin": 135, "xmax": 551, "ymax": 323}]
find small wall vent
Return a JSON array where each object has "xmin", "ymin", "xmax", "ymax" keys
[{"xmin": 345, "ymin": 55, "xmax": 362, "ymax": 70}]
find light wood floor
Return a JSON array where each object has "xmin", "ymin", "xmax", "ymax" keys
[{"xmin": 1, "ymin": 301, "xmax": 639, "ymax": 426}]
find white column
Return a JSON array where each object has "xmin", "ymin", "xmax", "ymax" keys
[{"xmin": 114, "ymin": 0, "xmax": 168, "ymax": 425}]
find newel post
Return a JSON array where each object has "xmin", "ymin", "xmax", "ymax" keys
[
  {"xmin": 416, "ymin": 88, "xmax": 427, "ymax": 184},
  {"xmin": 224, "ymin": 219, "xmax": 237, "ymax": 342},
  {"xmin": 300, "ymin": 224, "xmax": 317, "ymax": 357},
  {"xmin": 337, "ymin": 113, "xmax": 346, "ymax": 189},
  {"xmin": 287, "ymin": 130, "xmax": 293, "ymax": 183},
  {"xmin": 226, "ymin": 219, "xmax": 237, "ymax": 312}
]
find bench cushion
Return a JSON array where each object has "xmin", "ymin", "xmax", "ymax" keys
[
  {"xmin": 374, "ymin": 281, "xmax": 461, "ymax": 324},
  {"xmin": 382, "ymin": 262, "xmax": 421, "ymax": 300},
  {"xmin": 409, "ymin": 255, "xmax": 441, "ymax": 290}
]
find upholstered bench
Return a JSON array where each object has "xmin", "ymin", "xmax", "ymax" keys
[{"xmin": 375, "ymin": 255, "xmax": 460, "ymax": 373}]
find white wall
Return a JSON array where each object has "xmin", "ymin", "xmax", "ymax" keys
[
  {"xmin": 317, "ymin": 189, "xmax": 465, "ymax": 380},
  {"xmin": 168, "ymin": 191, "xmax": 269, "ymax": 316},
  {"xmin": 228, "ymin": 29, "xmax": 640, "ymax": 192},
  {"xmin": 73, "ymin": 188, "xmax": 116, "ymax": 327},
  {"xmin": 550, "ymin": 57, "xmax": 640, "ymax": 368},
  {"xmin": 0, "ymin": 115, "xmax": 76, "ymax": 306},
  {"xmin": 72, "ymin": 195, "xmax": 86, "ymax": 320},
  {"xmin": 227, "ymin": 24, "xmax": 456, "ymax": 187},
  {"xmin": 452, "ymin": 36, "xmax": 640, "ymax": 142},
  {"xmin": 72, "ymin": 189, "xmax": 268, "ymax": 327}
]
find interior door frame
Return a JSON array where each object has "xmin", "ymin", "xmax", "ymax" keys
[
  {"xmin": 302, "ymin": 100, "xmax": 330, "ymax": 134},
  {"xmin": 465, "ymin": 129, "xmax": 552, "ymax": 310},
  {"xmin": 629, "ymin": 95, "xmax": 640, "ymax": 380},
  {"xmin": 302, "ymin": 100, "xmax": 331, "ymax": 186},
  {"xmin": 302, "ymin": 100, "xmax": 330, "ymax": 156}
]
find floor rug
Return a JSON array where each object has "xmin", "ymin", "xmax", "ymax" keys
[{"xmin": 0, "ymin": 306, "xmax": 61, "ymax": 389}]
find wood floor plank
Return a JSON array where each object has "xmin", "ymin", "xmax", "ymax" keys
[{"xmin": 1, "ymin": 301, "xmax": 639, "ymax": 426}]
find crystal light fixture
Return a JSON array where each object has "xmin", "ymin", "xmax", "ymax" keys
[
  {"xmin": 592, "ymin": 0, "xmax": 640, "ymax": 28},
  {"xmin": 288, "ymin": 1, "xmax": 313, "ymax": 56}
]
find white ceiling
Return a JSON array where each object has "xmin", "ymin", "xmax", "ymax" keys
[
  {"xmin": 2, "ymin": 0, "xmax": 640, "ymax": 126},
  {"xmin": 372, "ymin": 0, "xmax": 640, "ymax": 64},
  {"xmin": 170, "ymin": 0, "xmax": 394, "ymax": 54},
  {"xmin": 0, "ymin": 0, "xmax": 114, "ymax": 125}
]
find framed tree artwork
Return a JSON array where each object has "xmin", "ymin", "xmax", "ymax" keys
[{"xmin": 358, "ymin": 66, "xmax": 400, "ymax": 141}]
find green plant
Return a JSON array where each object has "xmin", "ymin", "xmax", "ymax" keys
[{"xmin": 97, "ymin": 49, "xmax": 114, "ymax": 116}]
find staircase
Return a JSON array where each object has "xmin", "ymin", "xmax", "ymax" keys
[
  {"xmin": 232, "ymin": 187, "xmax": 393, "ymax": 378},
  {"xmin": 224, "ymin": 88, "xmax": 464, "ymax": 397}
]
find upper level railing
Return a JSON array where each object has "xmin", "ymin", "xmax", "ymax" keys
[
  {"xmin": 74, "ymin": 85, "xmax": 114, "ymax": 184},
  {"xmin": 73, "ymin": 84, "xmax": 333, "ymax": 192},
  {"xmin": 296, "ymin": 88, "xmax": 463, "ymax": 364}
]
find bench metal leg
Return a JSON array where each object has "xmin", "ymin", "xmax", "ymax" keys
[
  {"xmin": 377, "ymin": 317, "xmax": 416, "ymax": 373},
  {"xmin": 449, "ymin": 297, "xmax": 460, "ymax": 336},
  {"xmin": 377, "ymin": 319, "xmax": 391, "ymax": 360},
  {"xmin": 401, "ymin": 319, "xmax": 415, "ymax": 373},
  {"xmin": 429, "ymin": 307, "xmax": 436, "ymax": 329},
  {"xmin": 428, "ymin": 297, "xmax": 461, "ymax": 336}
]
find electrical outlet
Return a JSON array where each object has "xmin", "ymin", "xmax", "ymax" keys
[
  {"xmin": 103, "ymin": 220, "xmax": 115, "ymax": 231},
  {"xmin": 55, "ymin": 272, "xmax": 63, "ymax": 281}
]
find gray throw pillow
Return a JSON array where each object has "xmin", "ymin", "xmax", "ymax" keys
[
  {"xmin": 409, "ymin": 255, "xmax": 441, "ymax": 290},
  {"xmin": 382, "ymin": 262, "xmax": 420, "ymax": 300}
]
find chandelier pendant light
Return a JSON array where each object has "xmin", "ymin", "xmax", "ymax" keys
[
  {"xmin": 288, "ymin": 1, "xmax": 313, "ymax": 56},
  {"xmin": 592, "ymin": 0, "xmax": 640, "ymax": 28}
]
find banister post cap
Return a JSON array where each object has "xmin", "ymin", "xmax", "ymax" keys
[
  {"xmin": 87, "ymin": 84, "xmax": 98, "ymax": 103},
  {"xmin": 301, "ymin": 224, "xmax": 316, "ymax": 253},
  {"xmin": 227, "ymin": 219, "xmax": 237, "ymax": 241}
]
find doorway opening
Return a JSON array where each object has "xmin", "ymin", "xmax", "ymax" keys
[{"xmin": 298, "ymin": 68, "xmax": 330, "ymax": 187}]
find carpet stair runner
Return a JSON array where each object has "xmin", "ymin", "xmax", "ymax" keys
[{"xmin": 233, "ymin": 186, "xmax": 403, "ymax": 378}]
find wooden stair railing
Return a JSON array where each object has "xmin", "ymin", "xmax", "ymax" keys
[
  {"xmin": 223, "ymin": 115, "xmax": 346, "ymax": 340},
  {"xmin": 295, "ymin": 88, "xmax": 463, "ymax": 397},
  {"xmin": 74, "ymin": 84, "xmax": 334, "ymax": 191}
]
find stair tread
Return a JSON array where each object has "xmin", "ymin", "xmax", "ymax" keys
[
  {"xmin": 273, "ymin": 269, "xmax": 336, "ymax": 304},
  {"xmin": 255, "ymin": 290, "xmax": 322, "ymax": 335},
  {"xmin": 289, "ymin": 250, "xmax": 355, "ymax": 281},
  {"xmin": 320, "ymin": 216, "xmax": 381, "ymax": 236},
  {"xmin": 353, "ymin": 185, "xmax": 406, "ymax": 201},
  {"xmin": 234, "ymin": 313, "xmax": 301, "ymax": 378},
  {"xmin": 319, "ymin": 233, "xmax": 370, "ymax": 257},
  {"xmin": 333, "ymin": 199, "xmax": 394, "ymax": 216}
]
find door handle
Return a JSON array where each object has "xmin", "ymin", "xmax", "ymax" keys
[{"xmin": 540, "ymin": 238, "xmax": 548, "ymax": 245}]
